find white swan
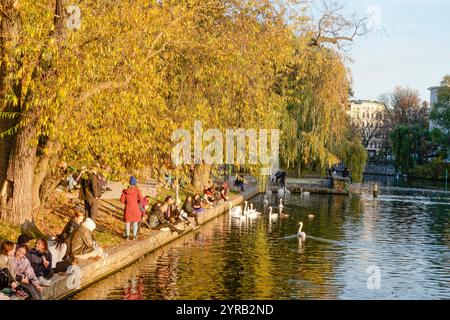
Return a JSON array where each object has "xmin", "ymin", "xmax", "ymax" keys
[
  {"xmin": 297, "ymin": 222, "xmax": 306, "ymax": 242},
  {"xmin": 243, "ymin": 201, "xmax": 249, "ymax": 215},
  {"xmin": 274, "ymin": 198, "xmax": 284, "ymax": 211},
  {"xmin": 278, "ymin": 188, "xmax": 291, "ymax": 195},
  {"xmin": 249, "ymin": 203, "xmax": 261, "ymax": 214},
  {"xmin": 246, "ymin": 203, "xmax": 261, "ymax": 218},
  {"xmin": 263, "ymin": 196, "xmax": 269, "ymax": 206},
  {"xmin": 308, "ymin": 214, "xmax": 315, "ymax": 219},
  {"xmin": 300, "ymin": 188, "xmax": 310, "ymax": 196},
  {"xmin": 269, "ymin": 206, "xmax": 278, "ymax": 219},
  {"xmin": 229, "ymin": 202, "xmax": 242, "ymax": 217}
]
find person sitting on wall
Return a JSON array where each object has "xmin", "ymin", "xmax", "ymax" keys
[
  {"xmin": 219, "ymin": 188, "xmax": 229, "ymax": 202},
  {"xmin": 13, "ymin": 245, "xmax": 43, "ymax": 300},
  {"xmin": 203, "ymin": 186, "xmax": 215, "ymax": 205},
  {"xmin": 69, "ymin": 218, "xmax": 105, "ymax": 261},
  {"xmin": 147, "ymin": 200, "xmax": 183, "ymax": 234},
  {"xmin": 146, "ymin": 200, "xmax": 162, "ymax": 228},
  {"xmin": 26, "ymin": 238, "xmax": 53, "ymax": 287},
  {"xmin": 192, "ymin": 194, "xmax": 205, "ymax": 214},
  {"xmin": 0, "ymin": 241, "xmax": 22, "ymax": 297},
  {"xmin": 181, "ymin": 195, "xmax": 199, "ymax": 227},
  {"xmin": 160, "ymin": 196, "xmax": 182, "ymax": 224},
  {"xmin": 55, "ymin": 210, "xmax": 84, "ymax": 263},
  {"xmin": 201, "ymin": 192, "xmax": 214, "ymax": 208}
]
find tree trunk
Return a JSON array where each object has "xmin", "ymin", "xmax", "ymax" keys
[
  {"xmin": 0, "ymin": 0, "xmax": 21, "ymax": 195},
  {"xmin": 191, "ymin": 164, "xmax": 211, "ymax": 191},
  {"xmin": 1, "ymin": 120, "xmax": 37, "ymax": 224},
  {"xmin": 297, "ymin": 162, "xmax": 302, "ymax": 178},
  {"xmin": 32, "ymin": 141, "xmax": 62, "ymax": 210},
  {"xmin": 0, "ymin": 0, "xmax": 67, "ymax": 224}
]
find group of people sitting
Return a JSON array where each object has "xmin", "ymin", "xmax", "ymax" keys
[
  {"xmin": 120, "ymin": 176, "xmax": 230, "ymax": 240},
  {"xmin": 0, "ymin": 175, "xmax": 232, "ymax": 300},
  {"xmin": 0, "ymin": 210, "xmax": 105, "ymax": 300}
]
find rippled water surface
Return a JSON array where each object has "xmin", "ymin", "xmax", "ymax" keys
[{"xmin": 72, "ymin": 182, "xmax": 450, "ymax": 300}]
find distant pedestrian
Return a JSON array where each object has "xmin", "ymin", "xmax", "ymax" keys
[
  {"xmin": 280, "ymin": 171, "xmax": 287, "ymax": 188},
  {"xmin": 234, "ymin": 174, "xmax": 245, "ymax": 192},
  {"xmin": 342, "ymin": 167, "xmax": 352, "ymax": 181},
  {"xmin": 326, "ymin": 166, "xmax": 332, "ymax": 178},
  {"xmin": 66, "ymin": 173, "xmax": 76, "ymax": 192},
  {"xmin": 78, "ymin": 166, "xmax": 102, "ymax": 220}
]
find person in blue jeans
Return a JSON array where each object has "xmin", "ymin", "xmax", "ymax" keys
[{"xmin": 120, "ymin": 176, "xmax": 144, "ymax": 240}]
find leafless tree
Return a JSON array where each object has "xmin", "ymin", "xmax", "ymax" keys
[{"xmin": 309, "ymin": 0, "xmax": 372, "ymax": 51}]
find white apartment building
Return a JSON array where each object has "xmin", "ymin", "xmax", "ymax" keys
[{"xmin": 348, "ymin": 100, "xmax": 388, "ymax": 157}]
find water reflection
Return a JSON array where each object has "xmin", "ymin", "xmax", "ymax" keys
[{"xmin": 72, "ymin": 182, "xmax": 449, "ymax": 300}]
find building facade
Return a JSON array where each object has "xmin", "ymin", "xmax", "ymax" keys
[{"xmin": 348, "ymin": 100, "xmax": 388, "ymax": 157}]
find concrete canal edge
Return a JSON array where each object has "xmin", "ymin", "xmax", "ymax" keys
[{"xmin": 43, "ymin": 187, "xmax": 260, "ymax": 300}]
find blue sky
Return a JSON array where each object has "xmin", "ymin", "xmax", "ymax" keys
[{"xmin": 341, "ymin": 0, "xmax": 450, "ymax": 102}]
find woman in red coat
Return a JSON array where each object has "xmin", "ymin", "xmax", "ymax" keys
[{"xmin": 120, "ymin": 176, "xmax": 144, "ymax": 240}]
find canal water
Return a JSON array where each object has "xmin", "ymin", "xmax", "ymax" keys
[{"xmin": 72, "ymin": 181, "xmax": 449, "ymax": 300}]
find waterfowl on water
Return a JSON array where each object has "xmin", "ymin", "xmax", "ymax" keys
[
  {"xmin": 228, "ymin": 202, "xmax": 242, "ymax": 217},
  {"xmin": 269, "ymin": 207, "xmax": 278, "ymax": 219},
  {"xmin": 300, "ymin": 188, "xmax": 310, "ymax": 196},
  {"xmin": 297, "ymin": 222, "xmax": 306, "ymax": 242}
]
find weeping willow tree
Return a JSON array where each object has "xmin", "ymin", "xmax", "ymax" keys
[{"xmin": 279, "ymin": 44, "xmax": 367, "ymax": 182}]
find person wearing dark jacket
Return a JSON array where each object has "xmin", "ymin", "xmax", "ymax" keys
[
  {"xmin": 60, "ymin": 212, "xmax": 84, "ymax": 245},
  {"xmin": 192, "ymin": 194, "xmax": 204, "ymax": 214},
  {"xmin": 160, "ymin": 196, "xmax": 181, "ymax": 224},
  {"xmin": 56, "ymin": 211, "xmax": 84, "ymax": 261},
  {"xmin": 120, "ymin": 176, "xmax": 145, "ymax": 240},
  {"xmin": 235, "ymin": 173, "xmax": 245, "ymax": 192},
  {"xmin": 26, "ymin": 238, "xmax": 53, "ymax": 286},
  {"xmin": 182, "ymin": 195, "xmax": 199, "ymax": 226},
  {"xmin": 148, "ymin": 202, "xmax": 182, "ymax": 234},
  {"xmin": 78, "ymin": 167, "xmax": 102, "ymax": 220}
]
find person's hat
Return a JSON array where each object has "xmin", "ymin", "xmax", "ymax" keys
[
  {"xmin": 17, "ymin": 234, "xmax": 34, "ymax": 246},
  {"xmin": 129, "ymin": 176, "xmax": 137, "ymax": 186}
]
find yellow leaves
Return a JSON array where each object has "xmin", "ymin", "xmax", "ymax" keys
[{"xmin": 0, "ymin": 0, "xmax": 357, "ymax": 180}]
